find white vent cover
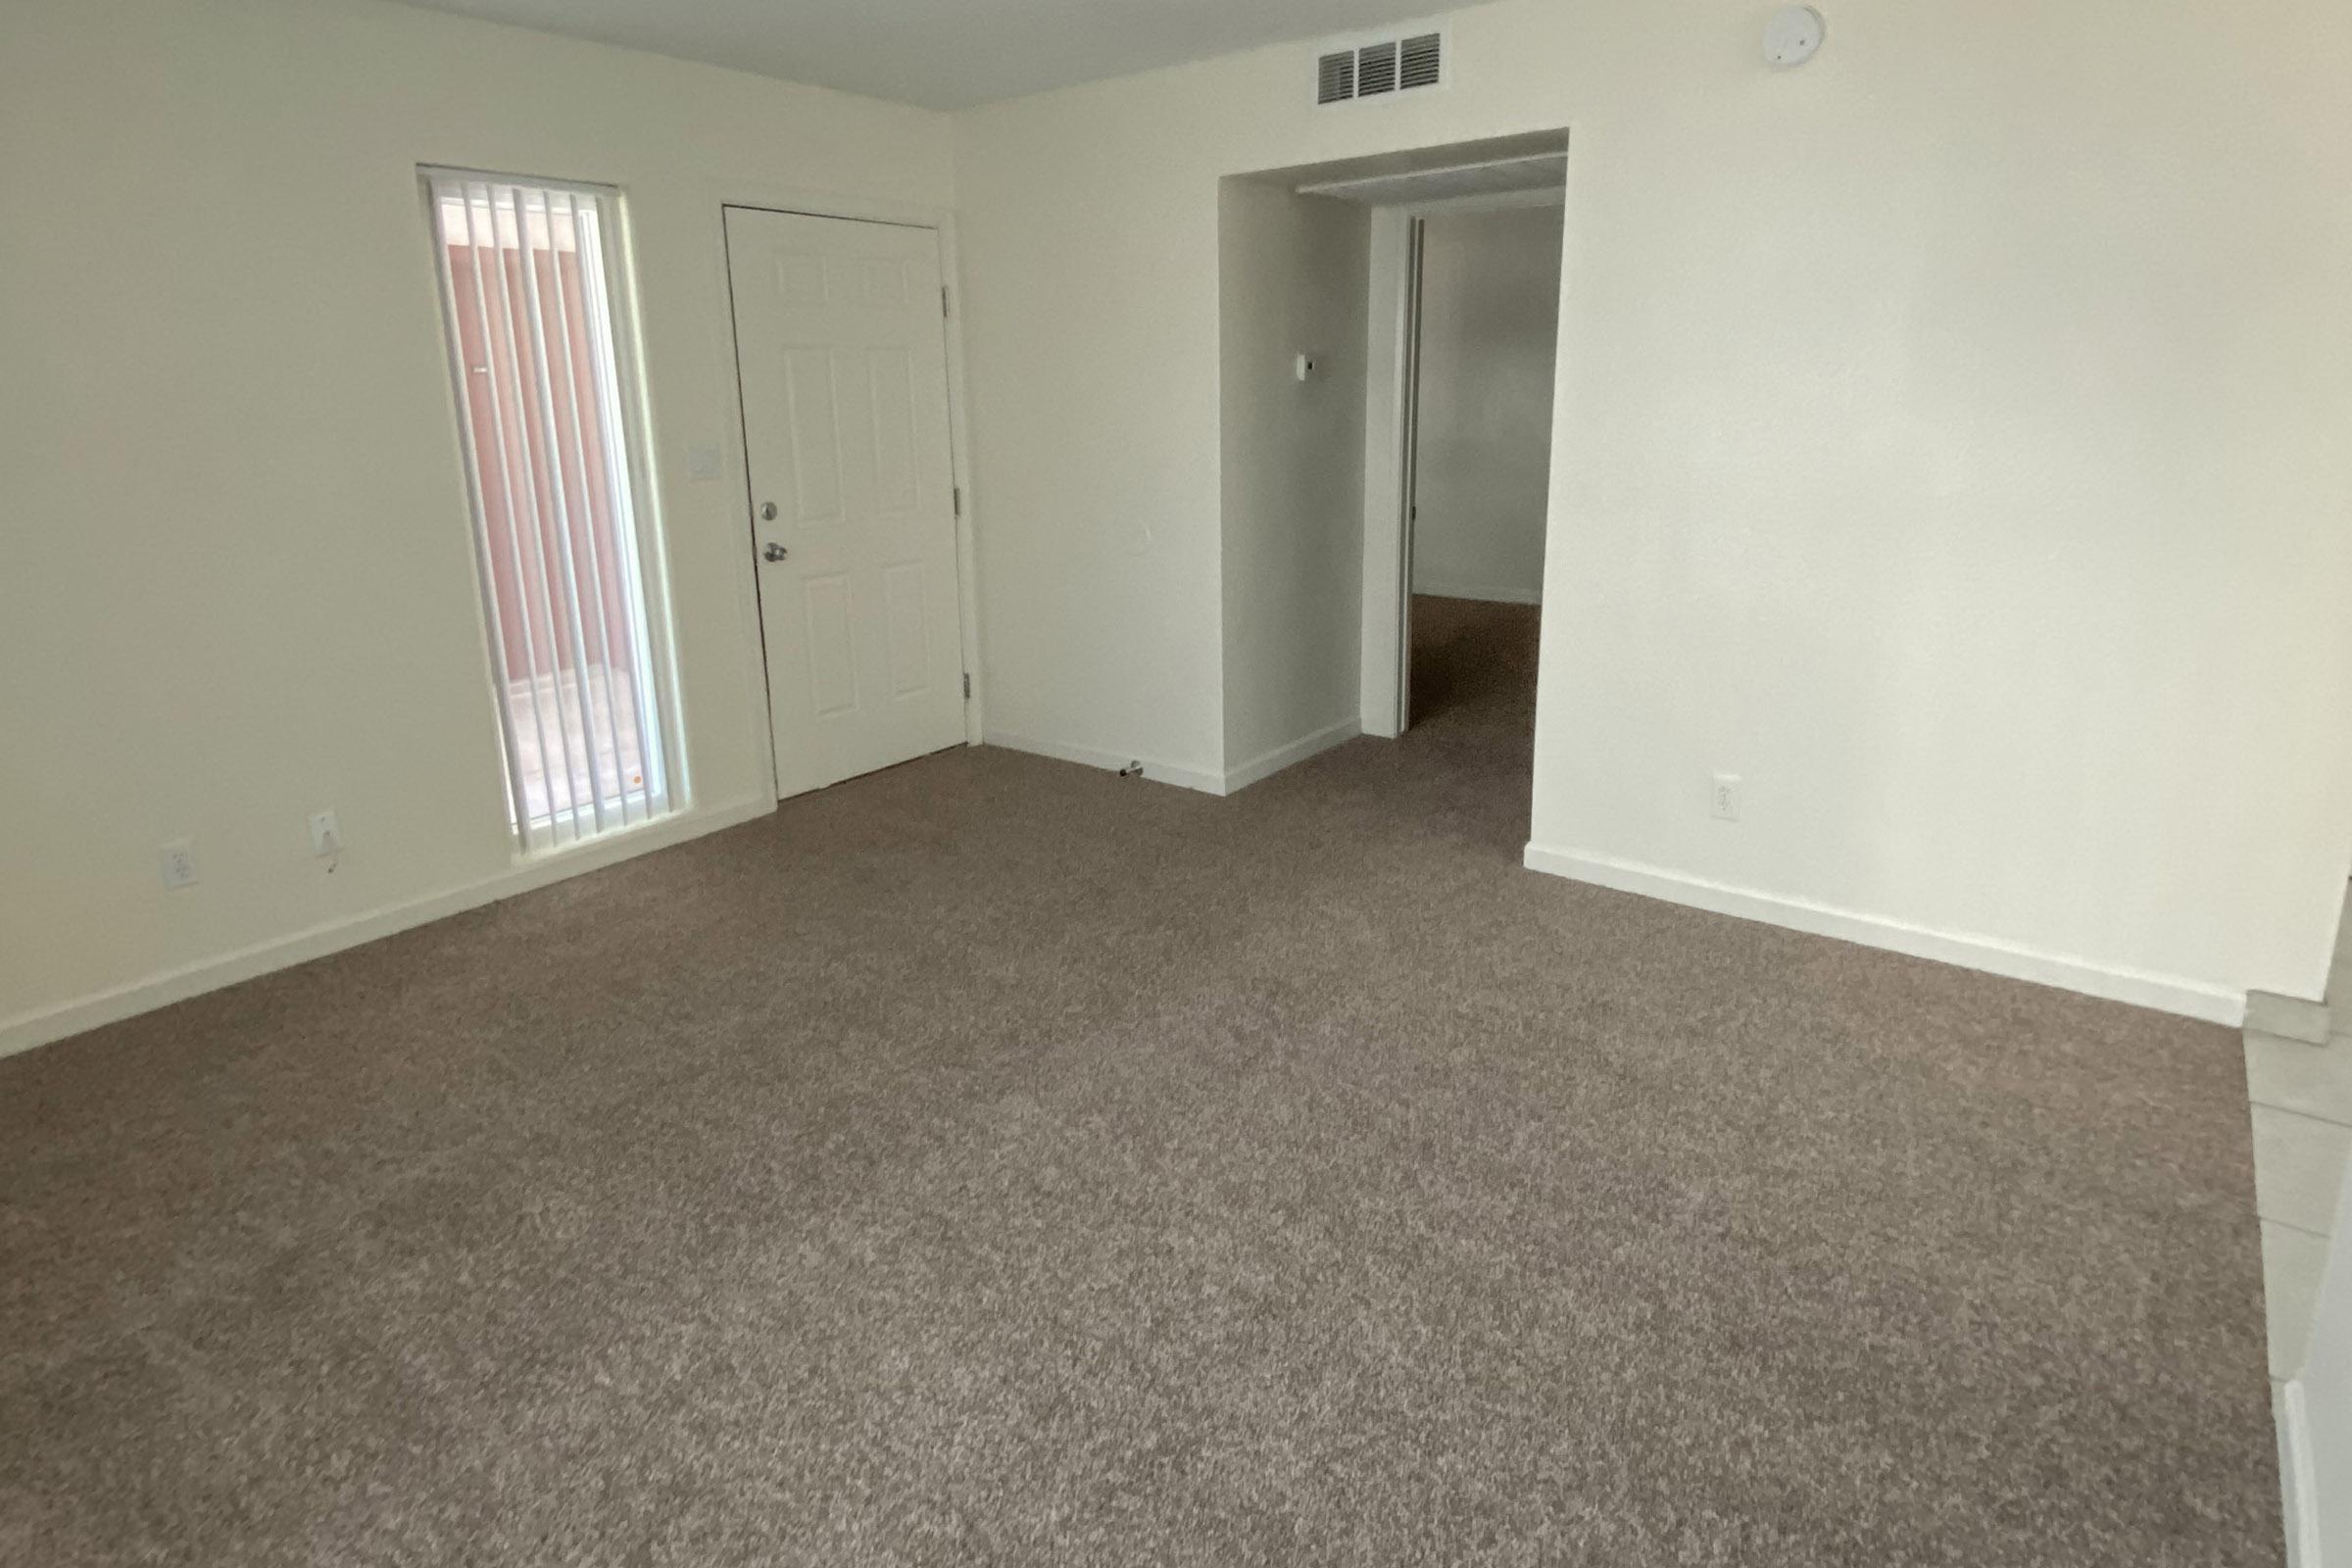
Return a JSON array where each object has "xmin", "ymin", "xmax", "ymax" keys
[
  {"xmin": 1316, "ymin": 29, "xmax": 1444, "ymax": 105},
  {"xmin": 1398, "ymin": 31, "xmax": 1443, "ymax": 89},
  {"xmin": 1316, "ymin": 49, "xmax": 1354, "ymax": 104}
]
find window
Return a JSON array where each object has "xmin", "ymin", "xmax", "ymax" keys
[{"xmin": 424, "ymin": 171, "xmax": 675, "ymax": 849}]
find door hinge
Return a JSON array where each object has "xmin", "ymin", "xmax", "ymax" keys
[
  {"xmin": 953, "ymin": 487, "xmax": 961, "ymax": 516},
  {"xmin": 942, "ymin": 286, "xmax": 950, "ymax": 318},
  {"xmin": 962, "ymin": 671, "xmax": 972, "ymax": 700}
]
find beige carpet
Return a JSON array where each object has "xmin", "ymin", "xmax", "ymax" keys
[{"xmin": 1, "ymin": 597, "xmax": 2279, "ymax": 1565}]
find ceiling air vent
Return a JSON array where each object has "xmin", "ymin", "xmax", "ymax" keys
[
  {"xmin": 1313, "ymin": 27, "xmax": 1445, "ymax": 106},
  {"xmin": 1398, "ymin": 32, "xmax": 1443, "ymax": 90},
  {"xmin": 1316, "ymin": 49, "xmax": 1354, "ymax": 105}
]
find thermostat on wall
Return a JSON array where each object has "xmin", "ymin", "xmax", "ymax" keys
[{"xmin": 1764, "ymin": 5, "xmax": 1825, "ymax": 67}]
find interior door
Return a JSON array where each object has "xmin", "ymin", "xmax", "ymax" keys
[{"xmin": 724, "ymin": 207, "xmax": 966, "ymax": 798}]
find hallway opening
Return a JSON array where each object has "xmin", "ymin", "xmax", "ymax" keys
[
  {"xmin": 1212, "ymin": 130, "xmax": 1568, "ymax": 799},
  {"xmin": 1408, "ymin": 592, "xmax": 1540, "ymax": 736}
]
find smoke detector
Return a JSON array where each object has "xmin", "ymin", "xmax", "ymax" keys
[{"xmin": 1764, "ymin": 6, "xmax": 1825, "ymax": 67}]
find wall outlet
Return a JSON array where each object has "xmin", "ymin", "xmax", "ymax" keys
[
  {"xmin": 159, "ymin": 840, "xmax": 199, "ymax": 889},
  {"xmin": 1710, "ymin": 773, "xmax": 1742, "ymax": 822},
  {"xmin": 309, "ymin": 809, "xmax": 341, "ymax": 858}
]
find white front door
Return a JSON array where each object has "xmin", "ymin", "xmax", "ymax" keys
[{"xmin": 724, "ymin": 207, "xmax": 967, "ymax": 798}]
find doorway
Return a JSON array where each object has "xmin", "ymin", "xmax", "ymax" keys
[
  {"xmin": 723, "ymin": 205, "xmax": 968, "ymax": 799},
  {"xmin": 1328, "ymin": 158, "xmax": 1567, "ymax": 740},
  {"xmin": 1399, "ymin": 198, "xmax": 1563, "ymax": 731},
  {"xmin": 1208, "ymin": 133, "xmax": 1567, "ymax": 796}
]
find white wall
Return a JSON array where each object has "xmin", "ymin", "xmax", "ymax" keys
[
  {"xmin": 0, "ymin": 0, "xmax": 954, "ymax": 1048},
  {"xmin": 1409, "ymin": 201, "xmax": 1562, "ymax": 606},
  {"xmin": 10, "ymin": 0, "xmax": 2352, "ymax": 1041},
  {"xmin": 954, "ymin": 0, "xmax": 2352, "ymax": 1016},
  {"xmin": 1218, "ymin": 181, "xmax": 1370, "ymax": 783}
]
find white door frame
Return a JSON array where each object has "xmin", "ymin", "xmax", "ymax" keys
[
  {"xmin": 1358, "ymin": 210, "xmax": 1424, "ymax": 739},
  {"xmin": 701, "ymin": 183, "xmax": 986, "ymax": 803}
]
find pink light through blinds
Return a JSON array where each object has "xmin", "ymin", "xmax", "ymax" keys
[{"xmin": 427, "ymin": 175, "xmax": 669, "ymax": 846}]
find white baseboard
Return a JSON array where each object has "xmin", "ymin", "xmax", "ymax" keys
[
  {"xmin": 1223, "ymin": 717, "xmax": 1361, "ymax": 794},
  {"xmin": 1413, "ymin": 582, "xmax": 1543, "ymax": 606},
  {"xmin": 984, "ymin": 722, "xmax": 1360, "ymax": 798},
  {"xmin": 0, "ymin": 795, "xmax": 775, "ymax": 1060},
  {"xmin": 982, "ymin": 730, "xmax": 1223, "ymax": 796},
  {"xmin": 2278, "ymin": 1378, "xmax": 2322, "ymax": 1568},
  {"xmin": 1521, "ymin": 841, "xmax": 2245, "ymax": 1025}
]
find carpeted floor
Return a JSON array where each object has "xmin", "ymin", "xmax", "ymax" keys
[{"xmin": 1, "ymin": 597, "xmax": 2278, "ymax": 1565}]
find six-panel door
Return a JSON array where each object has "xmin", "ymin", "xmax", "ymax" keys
[{"xmin": 724, "ymin": 207, "xmax": 965, "ymax": 798}]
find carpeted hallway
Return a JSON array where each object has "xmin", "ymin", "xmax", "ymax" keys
[{"xmin": 1, "ymin": 597, "xmax": 2278, "ymax": 1565}]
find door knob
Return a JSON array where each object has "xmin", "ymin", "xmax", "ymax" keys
[
  {"xmin": 762, "ymin": 542, "xmax": 789, "ymax": 563},
  {"xmin": 760, "ymin": 501, "xmax": 778, "ymax": 520}
]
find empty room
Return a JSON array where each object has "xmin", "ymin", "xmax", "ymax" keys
[{"xmin": 5, "ymin": 0, "xmax": 2351, "ymax": 1563}]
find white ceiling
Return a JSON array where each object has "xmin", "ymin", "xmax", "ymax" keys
[{"xmin": 392, "ymin": 0, "xmax": 1454, "ymax": 111}]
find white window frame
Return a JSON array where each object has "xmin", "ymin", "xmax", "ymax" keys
[{"xmin": 421, "ymin": 168, "xmax": 687, "ymax": 855}]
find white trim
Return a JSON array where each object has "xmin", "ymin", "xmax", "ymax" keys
[
  {"xmin": 593, "ymin": 185, "xmax": 694, "ymax": 820},
  {"xmin": 1397, "ymin": 186, "xmax": 1566, "ymax": 218},
  {"xmin": 983, "ymin": 731, "xmax": 1223, "ymax": 796},
  {"xmin": 1300, "ymin": 152, "xmax": 1561, "ymax": 201},
  {"xmin": 2278, "ymin": 1378, "xmax": 2322, "ymax": 1568},
  {"xmin": 984, "ymin": 719, "xmax": 1359, "ymax": 796},
  {"xmin": 1359, "ymin": 208, "xmax": 1417, "ymax": 739},
  {"xmin": 1302, "ymin": 153, "xmax": 1562, "ymax": 203},
  {"xmin": 1413, "ymin": 581, "xmax": 1543, "ymax": 606},
  {"xmin": 0, "ymin": 796, "xmax": 774, "ymax": 1061},
  {"xmin": 936, "ymin": 217, "xmax": 988, "ymax": 748},
  {"xmin": 1520, "ymin": 841, "xmax": 2246, "ymax": 1025},
  {"xmin": 1224, "ymin": 717, "xmax": 1361, "ymax": 794}
]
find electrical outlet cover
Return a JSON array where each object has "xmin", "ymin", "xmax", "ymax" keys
[
  {"xmin": 1710, "ymin": 774, "xmax": 1742, "ymax": 822},
  {"xmin": 159, "ymin": 840, "xmax": 199, "ymax": 888}
]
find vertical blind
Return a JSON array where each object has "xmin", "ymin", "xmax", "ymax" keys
[{"xmin": 425, "ymin": 172, "xmax": 673, "ymax": 849}]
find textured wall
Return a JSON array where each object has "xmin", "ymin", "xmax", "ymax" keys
[
  {"xmin": 954, "ymin": 0, "xmax": 2352, "ymax": 1011},
  {"xmin": 1410, "ymin": 202, "xmax": 1562, "ymax": 606},
  {"xmin": 0, "ymin": 0, "xmax": 954, "ymax": 1042},
  {"xmin": 1219, "ymin": 182, "xmax": 1370, "ymax": 777}
]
